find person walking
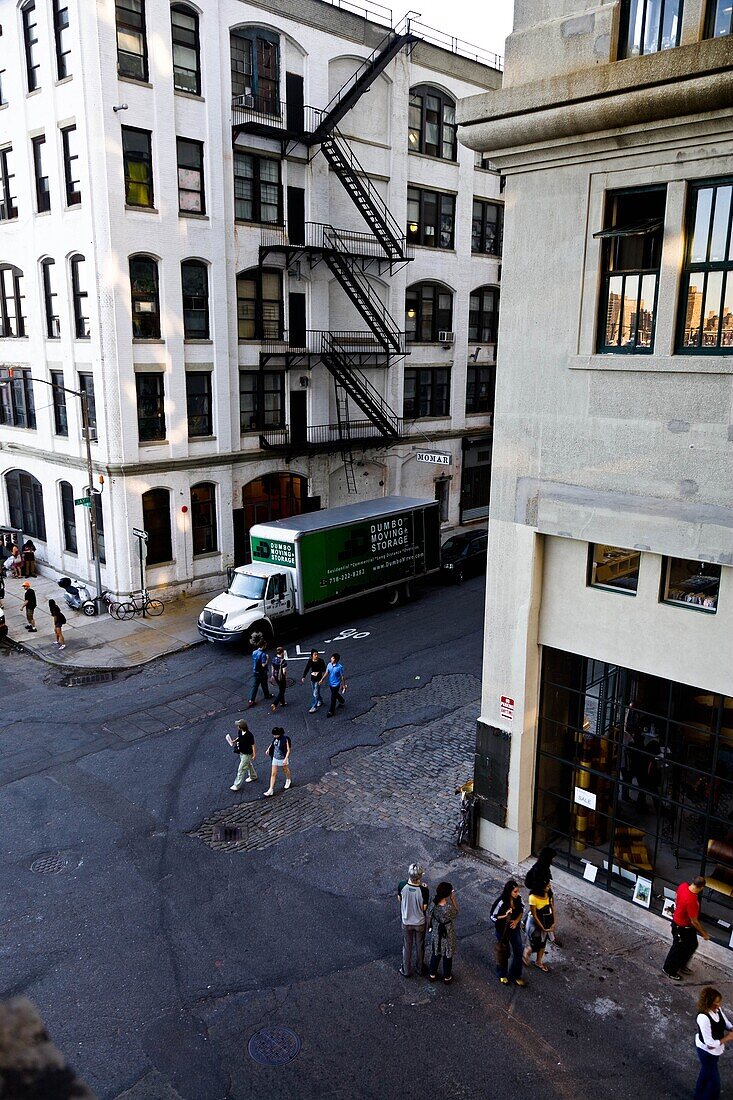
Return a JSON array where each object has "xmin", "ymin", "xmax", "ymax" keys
[
  {"xmin": 397, "ymin": 863, "xmax": 429, "ymax": 977},
  {"xmin": 48, "ymin": 599, "xmax": 67, "ymax": 650},
  {"xmin": 523, "ymin": 881, "xmax": 555, "ymax": 972},
  {"xmin": 694, "ymin": 986, "xmax": 733, "ymax": 1100},
  {"xmin": 321, "ymin": 652, "xmax": 347, "ymax": 718},
  {"xmin": 525, "ymin": 847, "xmax": 562, "ymax": 947},
  {"xmin": 663, "ymin": 876, "xmax": 709, "ymax": 981},
  {"xmin": 427, "ymin": 882, "xmax": 459, "ymax": 983},
  {"xmin": 248, "ymin": 638, "xmax": 272, "ymax": 707},
  {"xmin": 270, "ymin": 646, "xmax": 288, "ymax": 712},
  {"xmin": 230, "ymin": 719, "xmax": 257, "ymax": 790},
  {"xmin": 301, "ymin": 649, "xmax": 326, "ymax": 713},
  {"xmin": 22, "ymin": 540, "xmax": 37, "ymax": 578},
  {"xmin": 490, "ymin": 879, "xmax": 526, "ymax": 986},
  {"xmin": 263, "ymin": 726, "xmax": 291, "ymax": 796},
  {"xmin": 22, "ymin": 581, "xmax": 38, "ymax": 633}
]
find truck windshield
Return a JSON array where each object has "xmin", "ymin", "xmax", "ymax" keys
[{"xmin": 228, "ymin": 574, "xmax": 267, "ymax": 600}]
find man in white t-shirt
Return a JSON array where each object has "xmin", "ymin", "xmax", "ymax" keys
[{"xmin": 397, "ymin": 863, "xmax": 429, "ymax": 977}]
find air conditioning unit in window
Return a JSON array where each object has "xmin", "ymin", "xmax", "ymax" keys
[
  {"xmin": 438, "ymin": 331, "xmax": 455, "ymax": 345},
  {"xmin": 243, "ymin": 93, "xmax": 255, "ymax": 107}
]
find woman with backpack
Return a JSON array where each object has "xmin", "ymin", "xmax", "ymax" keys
[
  {"xmin": 694, "ymin": 986, "xmax": 733, "ymax": 1099},
  {"xmin": 427, "ymin": 882, "xmax": 459, "ymax": 983},
  {"xmin": 264, "ymin": 726, "xmax": 291, "ymax": 796},
  {"xmin": 48, "ymin": 599, "xmax": 67, "ymax": 650},
  {"xmin": 270, "ymin": 646, "xmax": 288, "ymax": 712},
  {"xmin": 490, "ymin": 879, "xmax": 526, "ymax": 986},
  {"xmin": 523, "ymin": 880, "xmax": 555, "ymax": 972}
]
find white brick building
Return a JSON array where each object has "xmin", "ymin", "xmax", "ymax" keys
[{"xmin": 0, "ymin": 0, "xmax": 502, "ymax": 596}]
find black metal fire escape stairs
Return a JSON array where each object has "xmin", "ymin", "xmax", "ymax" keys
[{"xmin": 234, "ymin": 20, "xmax": 419, "ymax": 492}]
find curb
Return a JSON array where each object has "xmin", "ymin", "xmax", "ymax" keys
[{"xmin": 5, "ymin": 635, "xmax": 205, "ymax": 674}]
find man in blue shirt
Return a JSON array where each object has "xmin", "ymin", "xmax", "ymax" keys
[
  {"xmin": 321, "ymin": 652, "xmax": 347, "ymax": 717},
  {"xmin": 248, "ymin": 637, "xmax": 273, "ymax": 707}
]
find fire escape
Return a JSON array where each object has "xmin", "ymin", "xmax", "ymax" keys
[{"xmin": 233, "ymin": 19, "xmax": 418, "ymax": 492}]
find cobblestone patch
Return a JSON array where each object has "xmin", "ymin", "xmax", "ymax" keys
[
  {"xmin": 352, "ymin": 674, "xmax": 481, "ymax": 731},
  {"xmin": 191, "ymin": 677, "xmax": 479, "ymax": 853}
]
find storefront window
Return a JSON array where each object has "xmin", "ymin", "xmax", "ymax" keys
[
  {"xmin": 588, "ymin": 543, "xmax": 641, "ymax": 593},
  {"xmin": 534, "ymin": 647, "xmax": 733, "ymax": 939},
  {"xmin": 662, "ymin": 558, "xmax": 721, "ymax": 612}
]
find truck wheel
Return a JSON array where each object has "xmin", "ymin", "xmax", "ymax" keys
[
  {"xmin": 386, "ymin": 588, "xmax": 400, "ymax": 607},
  {"xmin": 249, "ymin": 620, "xmax": 273, "ymax": 648}
]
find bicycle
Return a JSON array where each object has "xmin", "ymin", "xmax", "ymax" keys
[
  {"xmin": 454, "ymin": 788, "xmax": 475, "ymax": 847},
  {"xmin": 104, "ymin": 591, "xmax": 131, "ymax": 621},
  {"xmin": 117, "ymin": 589, "xmax": 165, "ymax": 619}
]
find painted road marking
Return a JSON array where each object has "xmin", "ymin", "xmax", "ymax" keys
[{"xmin": 288, "ymin": 629, "xmax": 371, "ymax": 660}]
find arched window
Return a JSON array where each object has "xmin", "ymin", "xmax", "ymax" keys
[
  {"xmin": 5, "ymin": 470, "xmax": 46, "ymax": 540},
  {"xmin": 468, "ymin": 286, "xmax": 500, "ymax": 343},
  {"xmin": 181, "ymin": 260, "xmax": 209, "ymax": 338},
  {"xmin": 236, "ymin": 267, "xmax": 282, "ymax": 340},
  {"xmin": 22, "ymin": 2, "xmax": 41, "ymax": 92},
  {"xmin": 171, "ymin": 4, "xmax": 201, "ymax": 94},
  {"xmin": 0, "ymin": 266, "xmax": 26, "ymax": 338},
  {"xmin": 142, "ymin": 488, "xmax": 172, "ymax": 564},
  {"xmin": 59, "ymin": 480, "xmax": 77, "ymax": 553},
  {"xmin": 230, "ymin": 27, "xmax": 279, "ymax": 114},
  {"xmin": 405, "ymin": 282, "xmax": 453, "ymax": 343},
  {"xmin": 408, "ymin": 85, "xmax": 456, "ymax": 160},
  {"xmin": 191, "ymin": 482, "xmax": 217, "ymax": 555},
  {"xmin": 41, "ymin": 259, "xmax": 59, "ymax": 338},
  {"xmin": 129, "ymin": 255, "xmax": 160, "ymax": 338},
  {"xmin": 70, "ymin": 254, "xmax": 90, "ymax": 338}
]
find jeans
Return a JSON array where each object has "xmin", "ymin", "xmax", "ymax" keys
[
  {"xmin": 328, "ymin": 685, "xmax": 345, "ymax": 715},
  {"xmin": 274, "ymin": 678, "xmax": 286, "ymax": 707},
  {"xmin": 233, "ymin": 753, "xmax": 257, "ymax": 787},
  {"xmin": 310, "ymin": 679, "xmax": 323, "ymax": 708},
  {"xmin": 402, "ymin": 924, "xmax": 425, "ymax": 976},
  {"xmin": 663, "ymin": 924, "xmax": 698, "ymax": 976},
  {"xmin": 694, "ymin": 1049, "xmax": 721, "ymax": 1100},
  {"xmin": 249, "ymin": 670, "xmax": 272, "ymax": 703},
  {"xmin": 429, "ymin": 952, "xmax": 453, "ymax": 980},
  {"xmin": 495, "ymin": 925, "xmax": 524, "ymax": 980}
]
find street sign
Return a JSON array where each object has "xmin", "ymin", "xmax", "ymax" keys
[
  {"xmin": 132, "ymin": 528, "xmax": 148, "ymax": 541},
  {"xmin": 416, "ymin": 451, "xmax": 451, "ymax": 466},
  {"xmin": 75, "ymin": 497, "xmax": 92, "ymax": 508}
]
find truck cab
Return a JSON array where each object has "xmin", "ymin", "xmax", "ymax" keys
[{"xmin": 197, "ymin": 562, "xmax": 296, "ymax": 644}]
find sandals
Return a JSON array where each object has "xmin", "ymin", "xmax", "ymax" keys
[{"xmin": 533, "ymin": 962, "xmax": 550, "ymax": 972}]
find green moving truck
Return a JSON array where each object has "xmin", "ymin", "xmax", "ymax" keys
[{"xmin": 198, "ymin": 496, "xmax": 440, "ymax": 644}]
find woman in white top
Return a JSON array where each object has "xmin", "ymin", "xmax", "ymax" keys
[{"xmin": 695, "ymin": 985, "xmax": 733, "ymax": 1100}]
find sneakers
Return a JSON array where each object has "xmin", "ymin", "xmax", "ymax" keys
[
  {"xmin": 679, "ymin": 966, "xmax": 693, "ymax": 975},
  {"xmin": 514, "ymin": 979, "xmax": 527, "ymax": 987},
  {"xmin": 326, "ymin": 712, "xmax": 333, "ymax": 718},
  {"xmin": 245, "ymin": 776, "xmax": 255, "ymax": 783},
  {"xmin": 28, "ymin": 627, "xmax": 37, "ymax": 633},
  {"xmin": 247, "ymin": 701, "xmax": 256, "ymax": 708},
  {"xmin": 499, "ymin": 977, "xmax": 509, "ymax": 985},
  {"xmin": 663, "ymin": 970, "xmax": 682, "ymax": 981},
  {"xmin": 230, "ymin": 785, "xmax": 241, "ymax": 792},
  {"xmin": 284, "ymin": 778, "xmax": 291, "ymax": 790},
  {"xmin": 271, "ymin": 704, "xmax": 277, "ymax": 713},
  {"xmin": 264, "ymin": 788, "xmax": 274, "ymax": 797},
  {"xmin": 58, "ymin": 644, "xmax": 66, "ymax": 650},
  {"xmin": 398, "ymin": 967, "xmax": 410, "ymax": 978},
  {"xmin": 316, "ymin": 701, "xmax": 323, "ymax": 708},
  {"xmin": 308, "ymin": 707, "xmax": 317, "ymax": 714}
]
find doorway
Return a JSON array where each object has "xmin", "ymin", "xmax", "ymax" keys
[{"xmin": 289, "ymin": 390, "xmax": 307, "ymax": 445}]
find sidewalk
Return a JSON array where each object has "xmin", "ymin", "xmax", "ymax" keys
[{"xmin": 1, "ymin": 570, "xmax": 213, "ymax": 669}]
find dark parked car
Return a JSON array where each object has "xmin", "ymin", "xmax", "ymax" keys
[{"xmin": 440, "ymin": 529, "xmax": 488, "ymax": 583}]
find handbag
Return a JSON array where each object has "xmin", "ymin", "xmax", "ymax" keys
[{"xmin": 494, "ymin": 934, "xmax": 510, "ymax": 969}]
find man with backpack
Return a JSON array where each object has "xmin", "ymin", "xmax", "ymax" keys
[
  {"xmin": 397, "ymin": 863, "xmax": 429, "ymax": 977},
  {"xmin": 247, "ymin": 636, "xmax": 273, "ymax": 707}
]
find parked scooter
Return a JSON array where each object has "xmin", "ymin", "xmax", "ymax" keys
[{"xmin": 58, "ymin": 577, "xmax": 97, "ymax": 616}]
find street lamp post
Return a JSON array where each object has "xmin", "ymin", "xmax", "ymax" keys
[{"xmin": 1, "ymin": 372, "xmax": 104, "ymax": 612}]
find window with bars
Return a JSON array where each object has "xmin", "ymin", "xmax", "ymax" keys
[
  {"xmin": 61, "ymin": 125, "xmax": 81, "ymax": 206},
  {"xmin": 54, "ymin": 0, "xmax": 72, "ymax": 79},
  {"xmin": 472, "ymin": 200, "xmax": 503, "ymax": 255},
  {"xmin": 129, "ymin": 255, "xmax": 160, "ymax": 338},
  {"xmin": 405, "ymin": 283, "xmax": 453, "ymax": 343},
  {"xmin": 618, "ymin": 0, "xmax": 683, "ymax": 56},
  {"xmin": 234, "ymin": 152, "xmax": 281, "ymax": 223},
  {"xmin": 135, "ymin": 373, "xmax": 166, "ymax": 442},
  {"xmin": 236, "ymin": 269, "xmax": 283, "ymax": 340},
  {"xmin": 403, "ymin": 367, "xmax": 451, "ymax": 419},
  {"xmin": 466, "ymin": 364, "xmax": 496, "ymax": 415},
  {"xmin": 51, "ymin": 370, "xmax": 68, "ymax": 435},
  {"xmin": 78, "ymin": 371, "xmax": 96, "ymax": 432},
  {"xmin": 116, "ymin": 0, "xmax": 148, "ymax": 80},
  {"xmin": 678, "ymin": 179, "xmax": 733, "ymax": 353},
  {"xmin": 408, "ymin": 86, "xmax": 456, "ymax": 160},
  {"xmin": 0, "ymin": 267, "xmax": 26, "ymax": 338},
  {"xmin": 32, "ymin": 135, "xmax": 50, "ymax": 213},
  {"xmin": 191, "ymin": 482, "xmax": 217, "ymax": 555},
  {"xmin": 60, "ymin": 481, "xmax": 77, "ymax": 553},
  {"xmin": 177, "ymin": 137, "xmax": 205, "ymax": 213},
  {"xmin": 5, "ymin": 470, "xmax": 46, "ymax": 540},
  {"xmin": 186, "ymin": 372, "xmax": 212, "ymax": 436},
  {"xmin": 468, "ymin": 286, "xmax": 500, "ymax": 343},
  {"xmin": 596, "ymin": 187, "xmax": 665, "ymax": 353},
  {"xmin": 70, "ymin": 254, "xmax": 90, "ymax": 339},
  {"xmin": 171, "ymin": 5, "xmax": 201, "ymax": 94},
  {"xmin": 0, "ymin": 368, "xmax": 35, "ymax": 428},
  {"xmin": 181, "ymin": 260, "xmax": 209, "ymax": 338},
  {"xmin": 0, "ymin": 147, "xmax": 18, "ymax": 221},
  {"xmin": 239, "ymin": 370, "xmax": 285, "ymax": 431},
  {"xmin": 122, "ymin": 127, "xmax": 153, "ymax": 208},
  {"xmin": 42, "ymin": 260, "xmax": 60, "ymax": 338},
  {"xmin": 406, "ymin": 187, "xmax": 455, "ymax": 249},
  {"xmin": 142, "ymin": 488, "xmax": 172, "ymax": 564},
  {"xmin": 705, "ymin": 0, "xmax": 733, "ymax": 35},
  {"xmin": 22, "ymin": 2, "xmax": 41, "ymax": 92}
]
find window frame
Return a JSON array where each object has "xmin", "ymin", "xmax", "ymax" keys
[
  {"xmin": 0, "ymin": 367, "xmax": 35, "ymax": 428},
  {"xmin": 239, "ymin": 369, "xmax": 285, "ymax": 432},
  {"xmin": 236, "ymin": 268, "xmax": 283, "ymax": 341},
  {"xmin": 171, "ymin": 4, "xmax": 201, "ymax": 94},
  {"xmin": 587, "ymin": 543, "xmax": 641, "ymax": 595},
  {"xmin": 468, "ymin": 285, "xmax": 500, "ymax": 343},
  {"xmin": 135, "ymin": 372, "xmax": 166, "ymax": 442},
  {"xmin": 230, "ymin": 27, "xmax": 280, "ymax": 114},
  {"xmin": 53, "ymin": 0, "xmax": 72, "ymax": 80},
  {"xmin": 676, "ymin": 177, "xmax": 733, "ymax": 354},
  {"xmin": 51, "ymin": 370, "xmax": 68, "ymax": 435},
  {"xmin": 78, "ymin": 371, "xmax": 96, "ymax": 432},
  {"xmin": 618, "ymin": 0, "xmax": 683, "ymax": 57},
  {"xmin": 70, "ymin": 254, "xmax": 90, "ymax": 339},
  {"xmin": 233, "ymin": 150, "xmax": 282, "ymax": 224},
  {"xmin": 191, "ymin": 482, "xmax": 218, "ymax": 555},
  {"xmin": 176, "ymin": 137, "xmax": 205, "ymax": 214},
  {"xmin": 403, "ymin": 366, "xmax": 451, "ymax": 419},
  {"xmin": 181, "ymin": 260, "xmax": 209, "ymax": 339},
  {"xmin": 32, "ymin": 135, "xmax": 50, "ymax": 213},
  {"xmin": 59, "ymin": 480, "xmax": 77, "ymax": 553},
  {"xmin": 705, "ymin": 0, "xmax": 733, "ymax": 36},
  {"xmin": 471, "ymin": 199, "xmax": 503, "ymax": 256},
  {"xmin": 408, "ymin": 85, "xmax": 457, "ymax": 161},
  {"xmin": 406, "ymin": 186, "xmax": 456, "ymax": 250},
  {"xmin": 129, "ymin": 254, "xmax": 161, "ymax": 339},
  {"xmin": 61, "ymin": 125, "xmax": 81, "ymax": 206},
  {"xmin": 142, "ymin": 488, "xmax": 172, "ymax": 564},
  {"xmin": 186, "ymin": 371, "xmax": 212, "ymax": 437},
  {"xmin": 121, "ymin": 127, "xmax": 154, "ymax": 209},
  {"xmin": 405, "ymin": 282, "xmax": 453, "ymax": 344},
  {"xmin": 115, "ymin": 0, "xmax": 148, "ymax": 82},
  {"xmin": 660, "ymin": 556, "xmax": 721, "ymax": 613},
  {"xmin": 22, "ymin": 2, "xmax": 41, "ymax": 93},
  {"xmin": 5, "ymin": 469, "xmax": 46, "ymax": 540},
  {"xmin": 0, "ymin": 147, "xmax": 18, "ymax": 221},
  {"xmin": 42, "ymin": 259, "xmax": 60, "ymax": 338},
  {"xmin": 466, "ymin": 362, "xmax": 496, "ymax": 415},
  {"xmin": 0, "ymin": 267, "xmax": 26, "ymax": 338}
]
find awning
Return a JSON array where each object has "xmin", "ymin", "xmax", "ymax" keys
[{"xmin": 593, "ymin": 217, "xmax": 663, "ymax": 240}]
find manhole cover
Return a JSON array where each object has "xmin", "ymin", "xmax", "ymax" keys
[
  {"xmin": 247, "ymin": 1026, "xmax": 301, "ymax": 1066},
  {"xmin": 65, "ymin": 671, "xmax": 114, "ymax": 687},
  {"xmin": 213, "ymin": 825, "xmax": 243, "ymax": 843},
  {"xmin": 30, "ymin": 853, "xmax": 70, "ymax": 875}
]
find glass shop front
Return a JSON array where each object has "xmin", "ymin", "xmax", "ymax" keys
[{"xmin": 534, "ymin": 647, "xmax": 733, "ymax": 939}]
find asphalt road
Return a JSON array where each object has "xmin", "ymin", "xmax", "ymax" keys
[{"xmin": 0, "ymin": 576, "xmax": 725, "ymax": 1099}]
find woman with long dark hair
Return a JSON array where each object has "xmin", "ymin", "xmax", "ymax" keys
[
  {"xmin": 48, "ymin": 599, "xmax": 67, "ymax": 650},
  {"xmin": 695, "ymin": 986, "xmax": 733, "ymax": 1099},
  {"xmin": 427, "ymin": 882, "xmax": 459, "ymax": 983},
  {"xmin": 490, "ymin": 879, "xmax": 525, "ymax": 986}
]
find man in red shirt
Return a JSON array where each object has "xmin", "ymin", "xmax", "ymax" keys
[{"xmin": 663, "ymin": 876, "xmax": 709, "ymax": 980}]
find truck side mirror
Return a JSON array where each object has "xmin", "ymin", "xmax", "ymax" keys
[{"xmin": 226, "ymin": 567, "xmax": 234, "ymax": 591}]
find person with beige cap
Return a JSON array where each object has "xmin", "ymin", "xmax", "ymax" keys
[
  {"xmin": 22, "ymin": 581, "xmax": 38, "ymax": 632},
  {"xmin": 229, "ymin": 719, "xmax": 257, "ymax": 790}
]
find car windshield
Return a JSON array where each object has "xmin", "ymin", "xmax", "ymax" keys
[
  {"xmin": 228, "ymin": 573, "xmax": 267, "ymax": 600},
  {"xmin": 441, "ymin": 537, "xmax": 463, "ymax": 552}
]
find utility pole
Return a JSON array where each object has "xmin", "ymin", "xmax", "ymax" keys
[{"xmin": 80, "ymin": 387, "xmax": 104, "ymax": 612}]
